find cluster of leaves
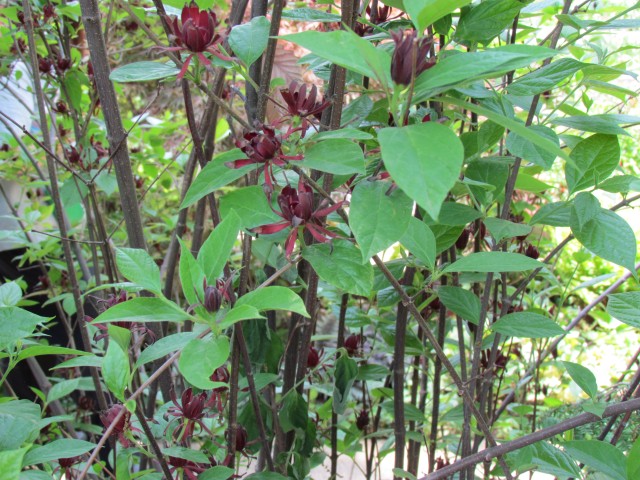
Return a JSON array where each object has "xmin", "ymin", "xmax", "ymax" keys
[{"xmin": 1, "ymin": 0, "xmax": 640, "ymax": 480}]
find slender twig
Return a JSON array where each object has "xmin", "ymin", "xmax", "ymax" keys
[{"xmin": 422, "ymin": 397, "xmax": 640, "ymax": 480}]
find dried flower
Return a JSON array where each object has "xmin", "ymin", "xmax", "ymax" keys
[{"xmin": 390, "ymin": 30, "xmax": 435, "ymax": 86}]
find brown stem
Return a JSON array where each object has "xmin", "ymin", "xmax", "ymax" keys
[{"xmin": 421, "ymin": 397, "xmax": 640, "ymax": 480}]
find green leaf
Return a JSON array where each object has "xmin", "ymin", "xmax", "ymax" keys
[
  {"xmin": 23, "ymin": 439, "xmax": 95, "ymax": 466},
  {"xmin": 437, "ymin": 286, "xmax": 481, "ymax": 325},
  {"xmin": 349, "ymin": 181, "xmax": 413, "ymax": 262},
  {"xmin": 563, "ymin": 361, "xmax": 598, "ymax": 398},
  {"xmin": 563, "ymin": 440, "xmax": 627, "ymax": 480},
  {"xmin": 491, "ymin": 312, "xmax": 564, "ymax": 338},
  {"xmin": 219, "ymin": 186, "xmax": 281, "ymax": 230},
  {"xmin": 405, "ymin": 0, "xmax": 471, "ymax": 32},
  {"xmin": 229, "ymin": 16, "xmax": 270, "ymax": 67},
  {"xmin": 582, "ymin": 400, "xmax": 607, "ymax": 418},
  {"xmin": 0, "ymin": 307, "xmax": 48, "ymax": 351},
  {"xmin": 607, "ymin": 292, "xmax": 640, "ymax": 329},
  {"xmin": 0, "ymin": 281, "xmax": 21, "ymax": 307},
  {"xmin": 0, "ymin": 401, "xmax": 42, "ymax": 450},
  {"xmin": 115, "ymin": 248, "xmax": 161, "ymax": 293},
  {"xmin": 484, "ymin": 218, "xmax": 532, "ymax": 243},
  {"xmin": 598, "ymin": 175, "xmax": 640, "ymax": 193},
  {"xmin": 135, "ymin": 332, "xmax": 198, "ymax": 368},
  {"xmin": 552, "ymin": 114, "xmax": 640, "ymax": 136},
  {"xmin": 302, "ymin": 139, "xmax": 365, "ymax": 175},
  {"xmin": 465, "ymin": 158, "xmax": 509, "ymax": 206},
  {"xmin": 92, "ymin": 298, "xmax": 190, "ymax": 323},
  {"xmin": 333, "ymin": 352, "xmax": 358, "ymax": 414},
  {"xmin": 529, "ymin": 441, "xmax": 581, "ymax": 479},
  {"xmin": 400, "ymin": 218, "xmax": 436, "ymax": 269},
  {"xmin": 103, "ymin": 333, "xmax": 130, "ymax": 401},
  {"xmin": 308, "ymin": 128, "xmax": 373, "ymax": 141},
  {"xmin": 16, "ymin": 345, "xmax": 89, "ymax": 363},
  {"xmin": 281, "ymin": 8, "xmax": 341, "ymax": 22},
  {"xmin": 162, "ymin": 446, "xmax": 210, "ymax": 464},
  {"xmin": 0, "ymin": 447, "xmax": 28, "ymax": 479},
  {"xmin": 178, "ymin": 336, "xmax": 230, "ymax": 390},
  {"xmin": 571, "ymin": 208, "xmax": 637, "ymax": 275},
  {"xmin": 109, "ymin": 61, "xmax": 179, "ymax": 82},
  {"xmin": 506, "ymin": 125, "xmax": 560, "ymax": 169},
  {"xmin": 455, "ymin": 0, "xmax": 524, "ymax": 44},
  {"xmin": 627, "ymin": 436, "xmax": 640, "ymax": 480},
  {"xmin": 415, "ymin": 46, "xmax": 558, "ymax": 101},
  {"xmin": 48, "ymin": 378, "xmax": 81, "ymax": 404},
  {"xmin": 444, "ymin": 252, "xmax": 544, "ymax": 273},
  {"xmin": 200, "ymin": 466, "xmax": 235, "ymax": 480},
  {"xmin": 508, "ymin": 58, "xmax": 586, "ymax": 96},
  {"xmin": 379, "ymin": 123, "xmax": 464, "ymax": 220},
  {"xmin": 279, "ymin": 391, "xmax": 308, "ymax": 433},
  {"xmin": 181, "ymin": 149, "xmax": 255, "ymax": 209},
  {"xmin": 428, "ymin": 202, "xmax": 483, "ymax": 226},
  {"xmin": 244, "ymin": 473, "xmax": 288, "ymax": 480},
  {"xmin": 178, "ymin": 238, "xmax": 205, "ymax": 306},
  {"xmin": 571, "ymin": 192, "xmax": 601, "ymax": 231},
  {"xmin": 198, "ymin": 210, "xmax": 241, "ymax": 284},
  {"xmin": 515, "ymin": 173, "xmax": 553, "ymax": 193},
  {"xmin": 443, "ymin": 96, "xmax": 570, "ymax": 163},
  {"xmin": 235, "ymin": 286, "xmax": 310, "ymax": 317},
  {"xmin": 565, "ymin": 134, "xmax": 620, "ymax": 194},
  {"xmin": 280, "ymin": 30, "xmax": 391, "ymax": 87},
  {"xmin": 218, "ymin": 305, "xmax": 265, "ymax": 329},
  {"xmin": 530, "ymin": 201, "xmax": 572, "ymax": 227},
  {"xmin": 302, "ymin": 240, "xmax": 373, "ymax": 296}
]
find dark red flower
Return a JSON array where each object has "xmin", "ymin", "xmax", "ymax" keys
[
  {"xmin": 344, "ymin": 334, "xmax": 364, "ymax": 357},
  {"xmin": 38, "ymin": 57, "xmax": 54, "ymax": 75},
  {"xmin": 54, "ymin": 101, "xmax": 68, "ymax": 115},
  {"xmin": 390, "ymin": 30, "xmax": 435, "ymax": 86},
  {"xmin": 11, "ymin": 38, "xmax": 27, "ymax": 55},
  {"xmin": 87, "ymin": 291, "xmax": 154, "ymax": 343},
  {"xmin": 228, "ymin": 125, "xmax": 303, "ymax": 191},
  {"xmin": 252, "ymin": 181, "xmax": 343, "ymax": 258},
  {"xmin": 167, "ymin": 456, "xmax": 209, "ymax": 480},
  {"xmin": 307, "ymin": 345, "xmax": 322, "ymax": 370},
  {"xmin": 356, "ymin": 409, "xmax": 370, "ymax": 431},
  {"xmin": 43, "ymin": 3, "xmax": 56, "ymax": 21},
  {"xmin": 455, "ymin": 227, "xmax": 471, "ymax": 250},
  {"xmin": 354, "ymin": 2, "xmax": 398, "ymax": 36},
  {"xmin": 280, "ymin": 81, "xmax": 330, "ymax": 121},
  {"xmin": 167, "ymin": 388, "xmax": 212, "ymax": 441},
  {"xmin": 204, "ymin": 285, "xmax": 223, "ymax": 313},
  {"xmin": 524, "ymin": 244, "xmax": 540, "ymax": 260},
  {"xmin": 56, "ymin": 57, "xmax": 72, "ymax": 74},
  {"xmin": 100, "ymin": 404, "xmax": 137, "ymax": 447},
  {"xmin": 162, "ymin": 2, "xmax": 230, "ymax": 80}
]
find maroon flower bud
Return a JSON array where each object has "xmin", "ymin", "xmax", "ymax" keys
[
  {"xmin": 356, "ymin": 409, "xmax": 370, "ymax": 431},
  {"xmin": 429, "ymin": 296, "xmax": 441, "ymax": 311},
  {"xmin": 55, "ymin": 101, "xmax": 68, "ymax": 115},
  {"xmin": 59, "ymin": 456, "xmax": 80, "ymax": 468},
  {"xmin": 307, "ymin": 345, "xmax": 321, "ymax": 369},
  {"xmin": 170, "ymin": 2, "xmax": 220, "ymax": 54},
  {"xmin": 56, "ymin": 57, "xmax": 72, "ymax": 73},
  {"xmin": 10, "ymin": 38, "xmax": 27, "ymax": 55},
  {"xmin": 455, "ymin": 228, "xmax": 470, "ymax": 250},
  {"xmin": 100, "ymin": 404, "xmax": 134, "ymax": 446},
  {"xmin": 233, "ymin": 425, "xmax": 248, "ymax": 452},
  {"xmin": 0, "ymin": 143, "xmax": 9, "ymax": 152},
  {"xmin": 38, "ymin": 57, "xmax": 54, "ymax": 75},
  {"xmin": 66, "ymin": 146, "xmax": 81, "ymax": 165},
  {"xmin": 134, "ymin": 175, "xmax": 144, "ymax": 189},
  {"xmin": 43, "ymin": 3, "xmax": 56, "ymax": 21},
  {"xmin": 344, "ymin": 334, "xmax": 364, "ymax": 357},
  {"xmin": 390, "ymin": 30, "xmax": 435, "ymax": 86},
  {"xmin": 124, "ymin": 20, "xmax": 139, "ymax": 32},
  {"xmin": 524, "ymin": 244, "xmax": 540, "ymax": 260},
  {"xmin": 435, "ymin": 457, "xmax": 450, "ymax": 470},
  {"xmin": 280, "ymin": 81, "xmax": 330, "ymax": 120},
  {"xmin": 204, "ymin": 285, "xmax": 223, "ymax": 313}
]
